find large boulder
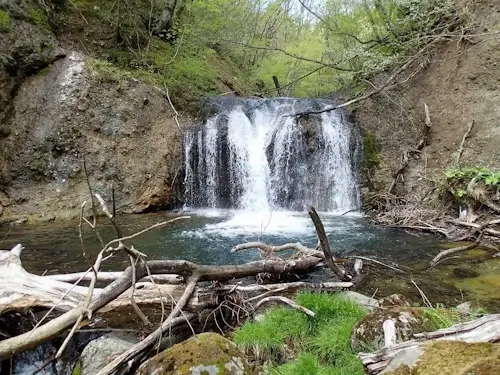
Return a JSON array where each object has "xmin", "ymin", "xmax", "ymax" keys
[
  {"xmin": 135, "ymin": 332, "xmax": 256, "ymax": 375},
  {"xmin": 78, "ymin": 332, "xmax": 138, "ymax": 375}
]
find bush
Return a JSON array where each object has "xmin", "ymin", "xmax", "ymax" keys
[{"xmin": 443, "ymin": 167, "xmax": 500, "ymax": 200}]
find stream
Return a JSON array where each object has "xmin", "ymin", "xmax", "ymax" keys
[{"xmin": 1, "ymin": 210, "xmax": 499, "ymax": 312}]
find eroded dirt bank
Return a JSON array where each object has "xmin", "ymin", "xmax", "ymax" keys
[{"xmin": 355, "ymin": 2, "xmax": 500, "ymax": 205}]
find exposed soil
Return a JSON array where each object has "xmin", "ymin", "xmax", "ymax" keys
[{"xmin": 355, "ymin": 0, "xmax": 500, "ymax": 201}]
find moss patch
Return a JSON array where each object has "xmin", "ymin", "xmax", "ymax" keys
[
  {"xmin": 459, "ymin": 356, "xmax": 500, "ymax": 375},
  {"xmin": 22, "ymin": 0, "xmax": 48, "ymax": 27},
  {"xmin": 0, "ymin": 9, "xmax": 11, "ymax": 32},
  {"xmin": 416, "ymin": 341, "xmax": 500, "ymax": 375},
  {"xmin": 362, "ymin": 129, "xmax": 380, "ymax": 170},
  {"xmin": 384, "ymin": 341, "xmax": 500, "ymax": 375}
]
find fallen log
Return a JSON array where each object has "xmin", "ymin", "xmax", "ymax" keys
[
  {"xmin": 359, "ymin": 313, "xmax": 500, "ymax": 374},
  {"xmin": 0, "ymin": 246, "xmax": 322, "ymax": 359}
]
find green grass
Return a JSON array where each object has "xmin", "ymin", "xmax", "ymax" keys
[
  {"xmin": 233, "ymin": 292, "xmax": 368, "ymax": 374},
  {"xmin": 232, "ymin": 306, "xmax": 309, "ymax": 362},
  {"xmin": 0, "ymin": 9, "xmax": 11, "ymax": 32}
]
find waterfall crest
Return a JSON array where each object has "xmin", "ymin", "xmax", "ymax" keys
[{"xmin": 183, "ymin": 98, "xmax": 361, "ymax": 213}]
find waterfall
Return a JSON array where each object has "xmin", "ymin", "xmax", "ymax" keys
[{"xmin": 183, "ymin": 98, "xmax": 361, "ymax": 213}]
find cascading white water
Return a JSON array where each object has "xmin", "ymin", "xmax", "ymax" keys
[{"xmin": 183, "ymin": 98, "xmax": 361, "ymax": 214}]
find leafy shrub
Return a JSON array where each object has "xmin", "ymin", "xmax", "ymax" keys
[{"xmin": 443, "ymin": 167, "xmax": 500, "ymax": 200}]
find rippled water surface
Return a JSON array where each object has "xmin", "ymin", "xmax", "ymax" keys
[{"xmin": 1, "ymin": 210, "xmax": 499, "ymax": 311}]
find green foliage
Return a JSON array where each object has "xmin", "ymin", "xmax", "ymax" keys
[
  {"xmin": 251, "ymin": 0, "xmax": 470, "ymax": 97},
  {"xmin": 363, "ymin": 130, "xmax": 381, "ymax": 170},
  {"xmin": 443, "ymin": 167, "xmax": 500, "ymax": 200},
  {"xmin": 86, "ymin": 57, "xmax": 133, "ymax": 83},
  {"xmin": 233, "ymin": 292, "xmax": 367, "ymax": 374},
  {"xmin": 232, "ymin": 306, "xmax": 309, "ymax": 362},
  {"xmin": 422, "ymin": 308, "xmax": 462, "ymax": 331},
  {"xmin": 23, "ymin": 0, "xmax": 49, "ymax": 27},
  {"xmin": 0, "ymin": 10, "xmax": 11, "ymax": 32}
]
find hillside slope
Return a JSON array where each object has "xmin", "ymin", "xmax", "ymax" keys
[
  {"xmin": 0, "ymin": 0, "xmax": 253, "ymax": 223},
  {"xmin": 355, "ymin": 1, "xmax": 500, "ymax": 218}
]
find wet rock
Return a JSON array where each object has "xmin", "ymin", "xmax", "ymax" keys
[
  {"xmin": 135, "ymin": 332, "xmax": 256, "ymax": 375},
  {"xmin": 381, "ymin": 347, "xmax": 424, "ymax": 374},
  {"xmin": 383, "ymin": 341, "xmax": 500, "ymax": 375},
  {"xmin": 378, "ymin": 294, "xmax": 410, "ymax": 307},
  {"xmin": 79, "ymin": 332, "xmax": 139, "ymax": 375},
  {"xmin": 340, "ymin": 291, "xmax": 379, "ymax": 310},
  {"xmin": 453, "ymin": 267, "xmax": 480, "ymax": 279},
  {"xmin": 455, "ymin": 301, "xmax": 484, "ymax": 316},
  {"xmin": 350, "ymin": 307, "xmax": 428, "ymax": 352}
]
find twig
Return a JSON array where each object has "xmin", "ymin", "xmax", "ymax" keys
[
  {"xmin": 456, "ymin": 120, "xmax": 475, "ymax": 165},
  {"xmin": 102, "ymin": 217, "xmax": 190, "ymax": 251},
  {"xmin": 163, "ymin": 83, "xmax": 182, "ymax": 133},
  {"xmin": 411, "ymin": 279, "xmax": 433, "ymax": 308},
  {"xmin": 254, "ymin": 296, "xmax": 315, "ymax": 317}
]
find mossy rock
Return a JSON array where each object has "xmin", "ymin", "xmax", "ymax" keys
[
  {"xmin": 384, "ymin": 341, "xmax": 500, "ymax": 375},
  {"xmin": 351, "ymin": 307, "xmax": 430, "ymax": 352},
  {"xmin": 135, "ymin": 332, "xmax": 256, "ymax": 375}
]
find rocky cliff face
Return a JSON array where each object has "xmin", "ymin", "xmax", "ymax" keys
[{"xmin": 0, "ymin": 2, "xmax": 188, "ymax": 223}]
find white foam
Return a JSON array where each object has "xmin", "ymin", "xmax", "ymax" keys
[{"xmin": 181, "ymin": 208, "xmax": 363, "ymax": 239}]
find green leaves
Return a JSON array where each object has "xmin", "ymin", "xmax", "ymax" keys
[{"xmin": 442, "ymin": 167, "xmax": 500, "ymax": 201}]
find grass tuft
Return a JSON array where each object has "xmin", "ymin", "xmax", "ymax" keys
[{"xmin": 233, "ymin": 292, "xmax": 368, "ymax": 374}]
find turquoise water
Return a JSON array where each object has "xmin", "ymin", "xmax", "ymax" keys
[{"xmin": 0, "ymin": 210, "xmax": 440, "ymax": 275}]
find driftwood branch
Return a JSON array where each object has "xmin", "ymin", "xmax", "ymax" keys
[
  {"xmin": 96, "ymin": 276, "xmax": 200, "ymax": 375},
  {"xmin": 308, "ymin": 206, "xmax": 351, "ymax": 281},
  {"xmin": 430, "ymin": 237, "xmax": 482, "ymax": 266},
  {"xmin": 231, "ymin": 241, "xmax": 323, "ymax": 258},
  {"xmin": 449, "ymin": 218, "xmax": 500, "ymax": 238},
  {"xmin": 45, "ymin": 272, "xmax": 183, "ymax": 284}
]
